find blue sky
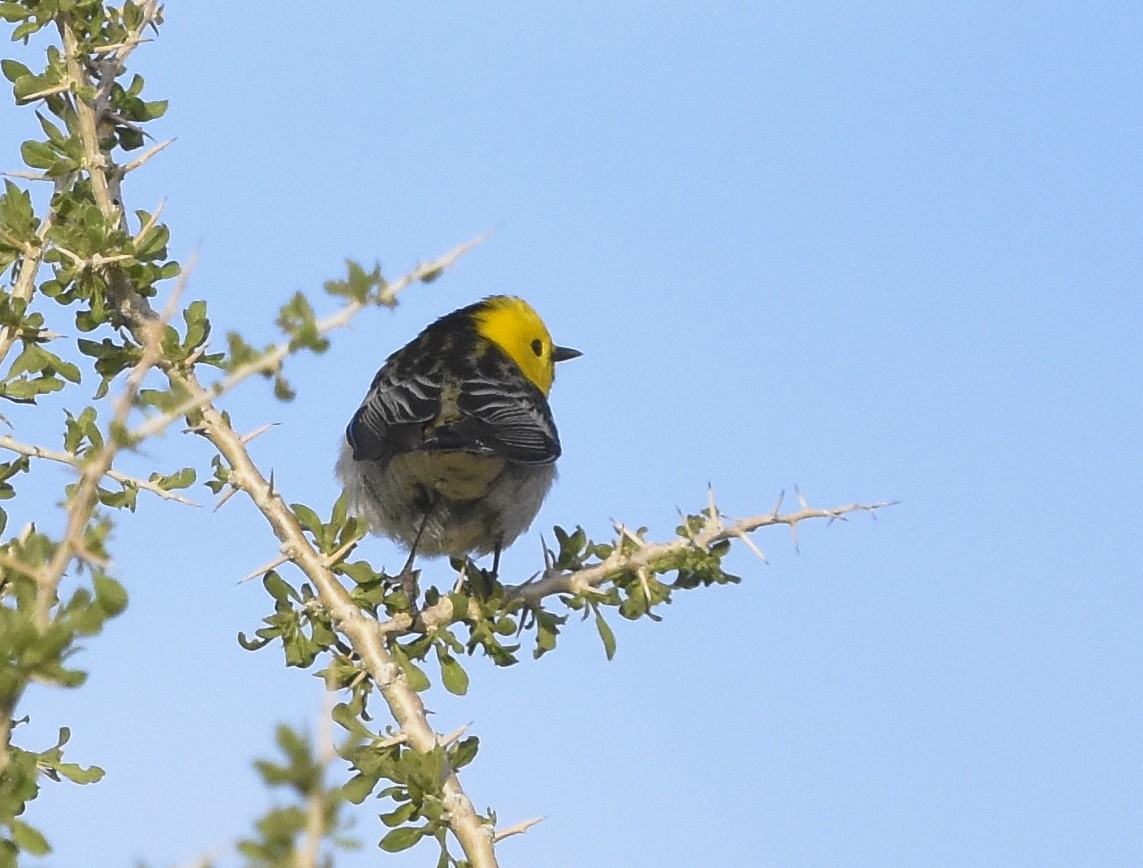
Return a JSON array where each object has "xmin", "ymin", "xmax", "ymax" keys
[{"xmin": 4, "ymin": 2, "xmax": 1142, "ymax": 865}]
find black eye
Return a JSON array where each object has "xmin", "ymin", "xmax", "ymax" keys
[{"xmin": 531, "ymin": 339, "xmax": 543, "ymax": 356}]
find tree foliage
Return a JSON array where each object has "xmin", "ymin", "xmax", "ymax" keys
[{"xmin": 0, "ymin": 4, "xmax": 890, "ymax": 865}]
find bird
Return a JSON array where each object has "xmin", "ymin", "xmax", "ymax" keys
[{"xmin": 336, "ymin": 295, "xmax": 580, "ymax": 595}]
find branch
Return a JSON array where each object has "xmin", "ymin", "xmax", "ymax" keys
[
  {"xmin": 298, "ymin": 690, "xmax": 337, "ymax": 868},
  {"xmin": 511, "ymin": 499, "xmax": 895, "ymax": 606},
  {"xmin": 0, "ymin": 179, "xmax": 66, "ymax": 369},
  {"xmin": 58, "ymin": 64, "xmax": 497, "ymax": 858},
  {"xmin": 0, "ymin": 435, "xmax": 199, "ymax": 506},
  {"xmin": 192, "ymin": 389, "xmax": 497, "ymax": 863},
  {"xmin": 129, "ymin": 231, "xmax": 491, "ymax": 442},
  {"xmin": 31, "ymin": 277, "xmax": 181, "ymax": 628},
  {"xmin": 51, "ymin": 12, "xmax": 496, "ymax": 863},
  {"xmin": 378, "ymin": 497, "xmax": 897, "ymax": 635}
]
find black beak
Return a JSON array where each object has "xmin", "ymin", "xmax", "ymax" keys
[{"xmin": 553, "ymin": 345, "xmax": 582, "ymax": 363}]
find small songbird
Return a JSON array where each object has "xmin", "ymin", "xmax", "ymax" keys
[{"xmin": 336, "ymin": 296, "xmax": 580, "ymax": 582}]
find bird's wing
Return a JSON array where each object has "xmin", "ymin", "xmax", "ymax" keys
[
  {"xmin": 345, "ymin": 367, "xmax": 441, "ymax": 462},
  {"xmin": 430, "ymin": 373, "xmax": 562, "ymax": 465}
]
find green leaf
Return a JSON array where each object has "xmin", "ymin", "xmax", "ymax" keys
[
  {"xmin": 450, "ymin": 736, "xmax": 479, "ymax": 770},
  {"xmin": 292, "ymin": 503, "xmax": 324, "ymax": 539},
  {"xmin": 342, "ymin": 772, "xmax": 379, "ymax": 805},
  {"xmin": 0, "ymin": 180, "xmax": 37, "ymax": 238},
  {"xmin": 380, "ymin": 801, "xmax": 418, "ymax": 828},
  {"xmin": 379, "ymin": 825, "xmax": 427, "ymax": 853},
  {"xmin": 448, "ymin": 592, "xmax": 469, "ymax": 621},
  {"xmin": 237, "ymin": 631, "xmax": 272, "ymax": 651},
  {"xmin": 35, "ymin": 112, "xmax": 66, "ymax": 145},
  {"xmin": 330, "ymin": 702, "xmax": 373, "ymax": 740},
  {"xmin": 2, "ymin": 375, "xmax": 65, "ymax": 402},
  {"xmin": 8, "ymin": 820, "xmax": 50, "ymax": 856},
  {"xmin": 263, "ymin": 571, "xmax": 298, "ymax": 604},
  {"xmin": 12, "ymin": 17, "xmax": 48, "ymax": 42},
  {"xmin": 150, "ymin": 467, "xmax": 195, "ymax": 490},
  {"xmin": 141, "ymin": 98, "xmax": 168, "ymax": 119},
  {"xmin": 391, "ymin": 644, "xmax": 431, "ymax": 692},
  {"xmin": 181, "ymin": 298, "xmax": 210, "ymax": 350},
  {"xmin": 93, "ymin": 574, "xmax": 128, "ymax": 617},
  {"xmin": 595, "ymin": 611, "xmax": 617, "ymax": 661},
  {"xmin": 437, "ymin": 649, "xmax": 469, "ymax": 697},
  {"xmin": 19, "ymin": 140, "xmax": 57, "ymax": 170},
  {"xmin": 0, "ymin": 59, "xmax": 31, "ymax": 81},
  {"xmin": 51, "ymin": 762, "xmax": 104, "ymax": 784}
]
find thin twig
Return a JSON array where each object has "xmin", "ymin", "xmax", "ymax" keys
[
  {"xmin": 0, "ymin": 436, "xmax": 198, "ymax": 505},
  {"xmin": 31, "ymin": 267, "xmax": 185, "ymax": 627},
  {"xmin": 129, "ymin": 231, "xmax": 492, "ymax": 442},
  {"xmin": 0, "ymin": 177, "xmax": 67, "ymax": 369},
  {"xmin": 298, "ymin": 689, "xmax": 337, "ymax": 868},
  {"xmin": 0, "ymin": 551, "xmax": 45, "ymax": 583}
]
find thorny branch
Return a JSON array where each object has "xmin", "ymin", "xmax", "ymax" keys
[
  {"xmin": 516, "ymin": 498, "xmax": 895, "ymax": 605},
  {"xmin": 298, "ymin": 690, "xmax": 336, "ymax": 868},
  {"xmin": 0, "ymin": 178, "xmax": 67, "ymax": 369},
  {"xmin": 0, "ymin": 434, "xmax": 199, "ymax": 506},
  {"xmin": 30, "ymin": 280, "xmax": 180, "ymax": 628},
  {"xmin": 377, "ymin": 498, "xmax": 897, "ymax": 636},
  {"xmin": 42, "ymin": 9, "xmax": 502, "ymax": 865},
  {"xmin": 129, "ymin": 231, "xmax": 491, "ymax": 442}
]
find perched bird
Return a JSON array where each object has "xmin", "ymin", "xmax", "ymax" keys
[{"xmin": 337, "ymin": 296, "xmax": 580, "ymax": 583}]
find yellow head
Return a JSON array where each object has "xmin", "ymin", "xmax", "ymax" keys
[{"xmin": 473, "ymin": 296, "xmax": 580, "ymax": 394}]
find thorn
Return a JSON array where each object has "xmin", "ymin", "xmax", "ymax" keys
[
  {"xmin": 493, "ymin": 816, "xmax": 545, "ymax": 843},
  {"xmin": 322, "ymin": 536, "xmax": 358, "ymax": 567},
  {"xmin": 213, "ymin": 484, "xmax": 239, "ymax": 512},
  {"xmin": 453, "ymin": 560, "xmax": 468, "ymax": 594},
  {"xmin": 239, "ymin": 553, "xmax": 289, "ymax": 584},
  {"xmin": 240, "ymin": 422, "xmax": 278, "ymax": 445},
  {"xmin": 539, "ymin": 534, "xmax": 553, "ymax": 573},
  {"xmin": 771, "ymin": 489, "xmax": 785, "ymax": 517},
  {"xmin": 2, "ymin": 170, "xmax": 51, "ymax": 181},
  {"xmin": 122, "ymin": 137, "xmax": 175, "ymax": 174},
  {"xmin": 438, "ymin": 722, "xmax": 472, "ymax": 748},
  {"xmin": 789, "ymin": 520, "xmax": 800, "ymax": 554},
  {"xmin": 267, "ymin": 469, "xmax": 276, "ymax": 498},
  {"xmin": 131, "ymin": 197, "xmax": 166, "ymax": 246},
  {"xmin": 374, "ymin": 729, "xmax": 409, "ymax": 748},
  {"xmin": 638, "ymin": 567, "xmax": 652, "ymax": 602},
  {"xmin": 734, "ymin": 529, "xmax": 768, "ymax": 564},
  {"xmin": 183, "ymin": 341, "xmax": 208, "ymax": 367},
  {"xmin": 706, "ymin": 484, "xmax": 724, "ymax": 532},
  {"xmin": 615, "ymin": 522, "xmax": 645, "ymax": 549},
  {"xmin": 795, "ymin": 485, "xmax": 809, "ymax": 511}
]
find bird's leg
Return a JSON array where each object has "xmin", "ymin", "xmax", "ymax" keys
[
  {"xmin": 491, "ymin": 541, "xmax": 502, "ymax": 579},
  {"xmin": 472, "ymin": 539, "xmax": 503, "ymax": 599},
  {"xmin": 397, "ymin": 509, "xmax": 432, "ymax": 610}
]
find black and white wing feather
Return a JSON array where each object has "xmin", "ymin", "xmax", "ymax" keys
[
  {"xmin": 435, "ymin": 372, "xmax": 561, "ymax": 465},
  {"xmin": 346, "ymin": 355, "xmax": 561, "ymax": 467},
  {"xmin": 346, "ymin": 366, "xmax": 441, "ymax": 463}
]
